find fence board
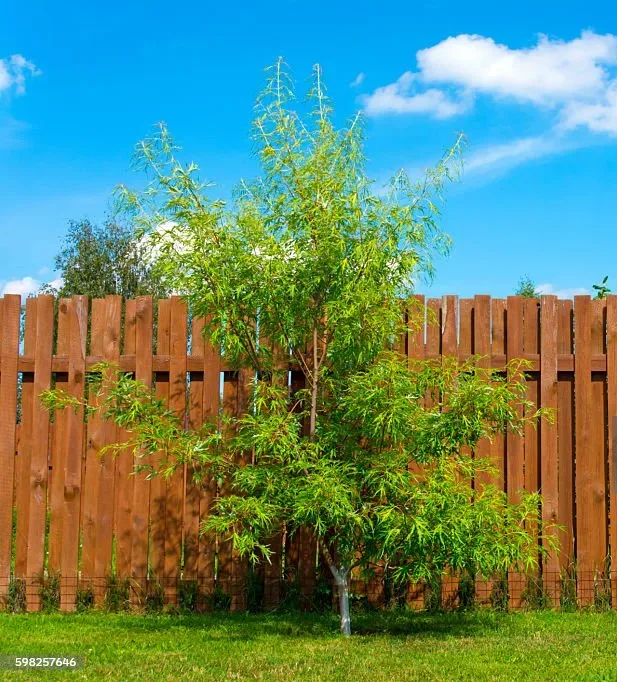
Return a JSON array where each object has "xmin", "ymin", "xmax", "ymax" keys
[
  {"xmin": 557, "ymin": 300, "xmax": 575, "ymax": 568},
  {"xmin": 506, "ymin": 296, "xmax": 525, "ymax": 608},
  {"xmin": 15, "ymin": 297, "xmax": 37, "ymax": 580},
  {"xmin": 25, "ymin": 295, "xmax": 54, "ymax": 610},
  {"xmin": 81, "ymin": 299, "xmax": 106, "ymax": 592},
  {"xmin": 607, "ymin": 295, "xmax": 617, "ymax": 603},
  {"xmin": 441, "ymin": 295, "xmax": 459, "ymax": 608},
  {"xmin": 0, "ymin": 294, "xmax": 20, "ymax": 598},
  {"xmin": 114, "ymin": 299, "xmax": 136, "ymax": 580},
  {"xmin": 150, "ymin": 299, "xmax": 171, "ymax": 581},
  {"xmin": 48, "ymin": 298, "xmax": 69, "ymax": 576},
  {"xmin": 130, "ymin": 296, "xmax": 153, "ymax": 595},
  {"xmin": 60, "ymin": 296, "xmax": 88, "ymax": 610},
  {"xmin": 540, "ymin": 296, "xmax": 559, "ymax": 601},
  {"xmin": 163, "ymin": 296, "xmax": 187, "ymax": 603},
  {"xmin": 491, "ymin": 299, "xmax": 507, "ymax": 490},
  {"xmin": 575, "ymin": 296, "xmax": 597, "ymax": 605},
  {"xmin": 94, "ymin": 296, "xmax": 121, "ymax": 587}
]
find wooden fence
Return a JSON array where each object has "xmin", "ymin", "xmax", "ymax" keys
[{"xmin": 0, "ymin": 293, "xmax": 616, "ymax": 612}]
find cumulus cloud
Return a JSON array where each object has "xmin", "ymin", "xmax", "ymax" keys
[
  {"xmin": 0, "ymin": 54, "xmax": 40, "ymax": 96},
  {"xmin": 536, "ymin": 283, "xmax": 590, "ymax": 299},
  {"xmin": 362, "ymin": 31, "xmax": 617, "ymax": 135},
  {"xmin": 362, "ymin": 71, "xmax": 471, "ymax": 118},
  {"xmin": 350, "ymin": 72, "xmax": 365, "ymax": 88},
  {"xmin": 0, "ymin": 276, "xmax": 63, "ymax": 299}
]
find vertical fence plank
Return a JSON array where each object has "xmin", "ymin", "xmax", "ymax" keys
[
  {"xmin": 184, "ymin": 315, "xmax": 204, "ymax": 582},
  {"xmin": 575, "ymin": 296, "xmax": 596, "ymax": 604},
  {"xmin": 130, "ymin": 296, "xmax": 153, "ymax": 596},
  {"xmin": 506, "ymin": 296, "xmax": 525, "ymax": 607},
  {"xmin": 15, "ymin": 297, "xmax": 37, "ymax": 581},
  {"xmin": 491, "ymin": 299, "xmax": 507, "ymax": 490},
  {"xmin": 557, "ymin": 300, "xmax": 575, "ymax": 570},
  {"xmin": 524, "ymin": 299, "xmax": 540, "ymax": 497},
  {"xmin": 93, "ymin": 296, "xmax": 121, "ymax": 590},
  {"xmin": 163, "ymin": 296, "xmax": 187, "ymax": 604},
  {"xmin": 59, "ymin": 296, "xmax": 88, "ymax": 610},
  {"xmin": 591, "ymin": 300, "xmax": 608, "ymax": 586},
  {"xmin": 219, "ymin": 371, "xmax": 238, "ymax": 602},
  {"xmin": 199, "ymin": 317, "xmax": 219, "ymax": 596},
  {"xmin": 81, "ymin": 299, "xmax": 105, "ymax": 595},
  {"xmin": 540, "ymin": 296, "xmax": 559, "ymax": 601},
  {"xmin": 0, "ymin": 295, "xmax": 21, "ymax": 599},
  {"xmin": 114, "ymin": 300, "xmax": 136, "ymax": 581},
  {"xmin": 607, "ymin": 295, "xmax": 617, "ymax": 604},
  {"xmin": 441, "ymin": 295, "xmax": 459, "ymax": 608},
  {"xmin": 25, "ymin": 295, "xmax": 54, "ymax": 610},
  {"xmin": 48, "ymin": 299, "xmax": 69, "ymax": 577},
  {"xmin": 474, "ymin": 295, "xmax": 492, "ymax": 488},
  {"xmin": 150, "ymin": 299, "xmax": 171, "ymax": 582},
  {"xmin": 406, "ymin": 295, "xmax": 425, "ymax": 609}
]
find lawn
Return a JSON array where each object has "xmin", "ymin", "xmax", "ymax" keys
[{"xmin": 1, "ymin": 610, "xmax": 616, "ymax": 681}]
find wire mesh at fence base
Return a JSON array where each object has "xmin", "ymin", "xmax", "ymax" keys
[{"xmin": 0, "ymin": 572, "xmax": 613, "ymax": 613}]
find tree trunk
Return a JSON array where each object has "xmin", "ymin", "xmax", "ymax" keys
[{"xmin": 336, "ymin": 573, "xmax": 351, "ymax": 636}]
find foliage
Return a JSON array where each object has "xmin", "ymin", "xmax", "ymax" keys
[
  {"xmin": 103, "ymin": 576, "xmax": 131, "ymax": 612},
  {"xmin": 593, "ymin": 275, "xmax": 611, "ymax": 300},
  {"xmin": 75, "ymin": 585, "xmax": 95, "ymax": 613},
  {"xmin": 43, "ymin": 60, "xmax": 556, "ymax": 635},
  {"xmin": 36, "ymin": 572, "xmax": 61, "ymax": 612},
  {"xmin": 515, "ymin": 275, "xmax": 539, "ymax": 298},
  {"xmin": 6, "ymin": 577, "xmax": 27, "ymax": 613},
  {"xmin": 42, "ymin": 218, "xmax": 169, "ymax": 299}
]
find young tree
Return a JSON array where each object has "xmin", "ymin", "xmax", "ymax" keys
[
  {"xmin": 515, "ymin": 275, "xmax": 539, "ymax": 298},
  {"xmin": 43, "ymin": 218, "xmax": 169, "ymax": 298},
  {"xmin": 43, "ymin": 61, "xmax": 555, "ymax": 635}
]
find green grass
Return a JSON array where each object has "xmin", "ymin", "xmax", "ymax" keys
[{"xmin": 1, "ymin": 610, "xmax": 617, "ymax": 681}]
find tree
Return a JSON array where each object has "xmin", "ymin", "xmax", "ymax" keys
[
  {"xmin": 515, "ymin": 275, "xmax": 539, "ymax": 298},
  {"xmin": 43, "ymin": 61, "xmax": 555, "ymax": 635},
  {"xmin": 44, "ymin": 218, "xmax": 169, "ymax": 298},
  {"xmin": 593, "ymin": 276, "xmax": 611, "ymax": 300}
]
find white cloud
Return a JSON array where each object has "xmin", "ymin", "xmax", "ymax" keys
[
  {"xmin": 465, "ymin": 134, "xmax": 578, "ymax": 175},
  {"xmin": 536, "ymin": 283, "xmax": 590, "ymax": 299},
  {"xmin": 350, "ymin": 72, "xmax": 365, "ymax": 88},
  {"xmin": 0, "ymin": 54, "xmax": 40, "ymax": 96},
  {"xmin": 416, "ymin": 31, "xmax": 617, "ymax": 106},
  {"xmin": 362, "ymin": 71, "xmax": 471, "ymax": 118},
  {"xmin": 0, "ymin": 276, "xmax": 63, "ymax": 299},
  {"xmin": 362, "ymin": 31, "xmax": 617, "ymax": 135}
]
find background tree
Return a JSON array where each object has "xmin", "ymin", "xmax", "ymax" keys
[
  {"xmin": 44, "ymin": 61, "xmax": 556, "ymax": 635},
  {"xmin": 593, "ymin": 276, "xmax": 611, "ymax": 300},
  {"xmin": 43, "ymin": 218, "xmax": 169, "ymax": 298},
  {"xmin": 515, "ymin": 275, "xmax": 539, "ymax": 298}
]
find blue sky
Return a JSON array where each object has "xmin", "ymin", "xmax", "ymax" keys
[{"xmin": 2, "ymin": 0, "xmax": 617, "ymax": 299}]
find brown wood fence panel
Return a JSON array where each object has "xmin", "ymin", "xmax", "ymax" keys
[
  {"xmin": 557, "ymin": 300, "xmax": 575, "ymax": 569},
  {"xmin": 48, "ymin": 299, "xmax": 69, "ymax": 576},
  {"xmin": 60, "ymin": 296, "xmax": 88, "ymax": 610},
  {"xmin": 81, "ymin": 299, "xmax": 106, "ymax": 593},
  {"xmin": 14, "ymin": 297, "xmax": 37, "ymax": 580},
  {"xmin": 25, "ymin": 295, "xmax": 54, "ymax": 610},
  {"xmin": 130, "ymin": 296, "xmax": 153, "ymax": 590},
  {"xmin": 540, "ymin": 295, "xmax": 559, "ymax": 601},
  {"xmin": 115, "ymin": 299, "xmax": 136, "ymax": 580},
  {"xmin": 4, "ymin": 292, "xmax": 617, "ymax": 612},
  {"xmin": 0, "ymin": 294, "xmax": 20, "ymax": 600},
  {"xmin": 163, "ymin": 296, "xmax": 187, "ymax": 603}
]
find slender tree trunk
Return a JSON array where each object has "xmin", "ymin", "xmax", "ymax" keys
[
  {"xmin": 310, "ymin": 325, "xmax": 319, "ymax": 439},
  {"xmin": 335, "ymin": 571, "xmax": 351, "ymax": 636},
  {"xmin": 320, "ymin": 541, "xmax": 351, "ymax": 636}
]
